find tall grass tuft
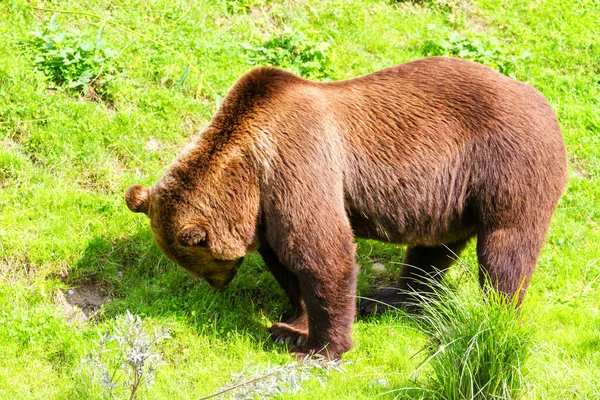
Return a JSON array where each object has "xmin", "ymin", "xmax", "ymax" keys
[{"xmin": 408, "ymin": 266, "xmax": 531, "ymax": 399}]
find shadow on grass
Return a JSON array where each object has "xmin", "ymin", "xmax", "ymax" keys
[
  {"xmin": 71, "ymin": 233, "xmax": 392, "ymax": 336},
  {"xmin": 72, "ymin": 229, "xmax": 293, "ymax": 354}
]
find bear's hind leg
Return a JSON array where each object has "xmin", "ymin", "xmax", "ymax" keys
[
  {"xmin": 359, "ymin": 240, "xmax": 469, "ymax": 314},
  {"xmin": 259, "ymin": 245, "xmax": 308, "ymax": 345},
  {"xmin": 476, "ymin": 227, "xmax": 543, "ymax": 304}
]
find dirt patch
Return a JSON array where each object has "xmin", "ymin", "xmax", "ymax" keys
[
  {"xmin": 55, "ymin": 283, "xmax": 112, "ymax": 323},
  {"xmin": 144, "ymin": 139, "xmax": 163, "ymax": 152},
  {"xmin": 573, "ymin": 167, "xmax": 589, "ymax": 178},
  {"xmin": 81, "ymin": 83, "xmax": 116, "ymax": 109},
  {"xmin": 67, "ymin": 283, "xmax": 112, "ymax": 315},
  {"xmin": 365, "ymin": 262, "xmax": 399, "ymax": 291},
  {"xmin": 570, "ymin": 155, "xmax": 591, "ymax": 179}
]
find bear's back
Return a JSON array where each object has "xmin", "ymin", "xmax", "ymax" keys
[{"xmin": 312, "ymin": 57, "xmax": 566, "ymax": 244}]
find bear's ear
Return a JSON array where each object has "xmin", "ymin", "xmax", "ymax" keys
[
  {"xmin": 177, "ymin": 225, "xmax": 207, "ymax": 247},
  {"xmin": 125, "ymin": 185, "xmax": 150, "ymax": 214}
]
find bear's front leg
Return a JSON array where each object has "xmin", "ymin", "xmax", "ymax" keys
[
  {"xmin": 285, "ymin": 240, "xmax": 358, "ymax": 360},
  {"xmin": 259, "ymin": 245, "xmax": 309, "ymax": 345},
  {"xmin": 262, "ymin": 150, "xmax": 356, "ymax": 358}
]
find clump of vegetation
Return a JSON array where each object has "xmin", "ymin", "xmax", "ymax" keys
[
  {"xmin": 203, "ymin": 356, "xmax": 347, "ymax": 399},
  {"xmin": 217, "ymin": 0, "xmax": 270, "ymax": 14},
  {"xmin": 242, "ymin": 30, "xmax": 332, "ymax": 79},
  {"xmin": 422, "ymin": 32, "xmax": 525, "ymax": 77},
  {"xmin": 407, "ymin": 269, "xmax": 531, "ymax": 399},
  {"xmin": 30, "ymin": 14, "xmax": 120, "ymax": 99},
  {"xmin": 82, "ymin": 311, "xmax": 170, "ymax": 400},
  {"xmin": 0, "ymin": 149, "xmax": 31, "ymax": 184},
  {"xmin": 394, "ymin": 0, "xmax": 470, "ymax": 11}
]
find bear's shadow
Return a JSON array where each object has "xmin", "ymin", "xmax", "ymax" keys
[
  {"xmin": 74, "ymin": 231, "xmax": 394, "ymax": 355},
  {"xmin": 74, "ymin": 229, "xmax": 297, "ymax": 354}
]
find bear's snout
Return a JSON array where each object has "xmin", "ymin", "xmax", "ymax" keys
[{"xmin": 203, "ymin": 258, "xmax": 243, "ymax": 291}]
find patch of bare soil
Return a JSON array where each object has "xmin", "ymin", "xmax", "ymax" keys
[{"xmin": 55, "ymin": 283, "xmax": 112, "ymax": 323}]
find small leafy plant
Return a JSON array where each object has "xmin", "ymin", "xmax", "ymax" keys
[
  {"xmin": 422, "ymin": 32, "xmax": 526, "ymax": 77},
  {"xmin": 30, "ymin": 14, "xmax": 119, "ymax": 98},
  {"xmin": 243, "ymin": 30, "xmax": 332, "ymax": 79},
  {"xmin": 82, "ymin": 311, "xmax": 170, "ymax": 400}
]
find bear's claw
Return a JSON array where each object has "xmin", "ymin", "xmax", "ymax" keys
[{"xmin": 269, "ymin": 322, "xmax": 307, "ymax": 348}]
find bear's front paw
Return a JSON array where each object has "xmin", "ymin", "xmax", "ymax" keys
[
  {"xmin": 269, "ymin": 322, "xmax": 307, "ymax": 346},
  {"xmin": 289, "ymin": 337, "xmax": 352, "ymax": 361}
]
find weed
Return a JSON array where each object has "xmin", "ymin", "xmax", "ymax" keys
[
  {"xmin": 218, "ymin": 0, "xmax": 270, "ymax": 14},
  {"xmin": 243, "ymin": 29, "xmax": 332, "ymax": 79},
  {"xmin": 0, "ymin": 149, "xmax": 31, "ymax": 184},
  {"xmin": 82, "ymin": 311, "xmax": 170, "ymax": 400},
  {"xmin": 422, "ymin": 32, "xmax": 527, "ymax": 77},
  {"xmin": 202, "ymin": 356, "xmax": 347, "ymax": 399},
  {"xmin": 29, "ymin": 14, "xmax": 120, "ymax": 99},
  {"xmin": 393, "ymin": 0, "xmax": 470, "ymax": 11},
  {"xmin": 406, "ymin": 268, "xmax": 531, "ymax": 399}
]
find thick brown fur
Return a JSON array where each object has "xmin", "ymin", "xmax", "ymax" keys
[{"xmin": 125, "ymin": 57, "xmax": 567, "ymax": 359}]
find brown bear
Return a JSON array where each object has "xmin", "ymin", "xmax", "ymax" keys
[{"xmin": 125, "ymin": 57, "xmax": 567, "ymax": 359}]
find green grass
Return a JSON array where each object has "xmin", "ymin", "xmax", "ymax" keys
[
  {"xmin": 1, "ymin": 0, "xmax": 599, "ymax": 398},
  {"xmin": 407, "ymin": 269, "xmax": 532, "ymax": 399}
]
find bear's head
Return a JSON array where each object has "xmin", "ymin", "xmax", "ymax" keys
[{"xmin": 124, "ymin": 182, "xmax": 252, "ymax": 290}]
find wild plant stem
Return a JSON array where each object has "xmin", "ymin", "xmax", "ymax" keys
[
  {"xmin": 197, "ymin": 367, "xmax": 293, "ymax": 400},
  {"xmin": 129, "ymin": 374, "xmax": 141, "ymax": 400}
]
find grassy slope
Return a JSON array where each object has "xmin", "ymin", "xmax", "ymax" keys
[{"xmin": 0, "ymin": 0, "xmax": 598, "ymax": 398}]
